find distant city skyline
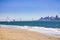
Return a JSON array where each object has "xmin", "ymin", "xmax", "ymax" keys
[
  {"xmin": 0, "ymin": 15, "xmax": 60, "ymax": 21},
  {"xmin": 0, "ymin": 0, "xmax": 60, "ymax": 20},
  {"xmin": 39, "ymin": 15, "xmax": 60, "ymax": 21}
]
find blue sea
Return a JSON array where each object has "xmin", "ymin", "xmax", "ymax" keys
[
  {"xmin": 0, "ymin": 21, "xmax": 60, "ymax": 28},
  {"xmin": 0, "ymin": 21, "xmax": 60, "ymax": 37}
]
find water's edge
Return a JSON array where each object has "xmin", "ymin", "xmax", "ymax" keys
[{"xmin": 0, "ymin": 24, "xmax": 60, "ymax": 38}]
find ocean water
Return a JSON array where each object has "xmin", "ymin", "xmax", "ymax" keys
[
  {"xmin": 0, "ymin": 21, "xmax": 60, "ymax": 28},
  {"xmin": 0, "ymin": 21, "xmax": 60, "ymax": 37}
]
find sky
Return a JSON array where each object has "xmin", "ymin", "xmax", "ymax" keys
[{"xmin": 0, "ymin": 0, "xmax": 60, "ymax": 20}]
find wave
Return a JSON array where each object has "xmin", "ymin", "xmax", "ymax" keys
[{"xmin": 0, "ymin": 24, "xmax": 60, "ymax": 38}]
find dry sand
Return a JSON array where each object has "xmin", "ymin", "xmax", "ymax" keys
[{"xmin": 0, "ymin": 27, "xmax": 60, "ymax": 40}]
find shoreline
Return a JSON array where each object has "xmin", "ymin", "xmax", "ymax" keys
[
  {"xmin": 0, "ymin": 27, "xmax": 60, "ymax": 40},
  {"xmin": 0, "ymin": 25, "xmax": 60, "ymax": 38}
]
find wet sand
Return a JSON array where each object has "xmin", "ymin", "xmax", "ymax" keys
[{"xmin": 0, "ymin": 27, "xmax": 60, "ymax": 40}]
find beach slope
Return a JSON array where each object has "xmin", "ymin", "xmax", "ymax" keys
[{"xmin": 0, "ymin": 27, "xmax": 60, "ymax": 40}]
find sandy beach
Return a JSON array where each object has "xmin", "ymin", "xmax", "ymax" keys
[{"xmin": 0, "ymin": 26, "xmax": 60, "ymax": 40}]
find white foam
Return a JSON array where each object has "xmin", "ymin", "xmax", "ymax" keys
[{"xmin": 0, "ymin": 25, "xmax": 60, "ymax": 38}]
